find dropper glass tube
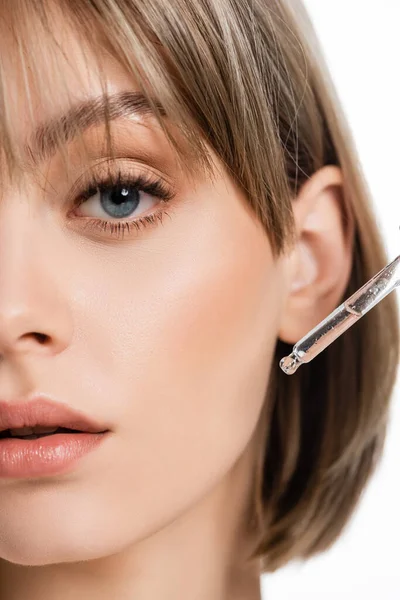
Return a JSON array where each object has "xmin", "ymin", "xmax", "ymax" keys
[{"xmin": 280, "ymin": 254, "xmax": 400, "ymax": 375}]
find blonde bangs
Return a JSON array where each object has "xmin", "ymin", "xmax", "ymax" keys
[
  {"xmin": 0, "ymin": 0, "xmax": 298, "ymax": 254},
  {"xmin": 0, "ymin": 0, "xmax": 213, "ymax": 189}
]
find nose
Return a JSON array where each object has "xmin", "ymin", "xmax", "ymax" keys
[{"xmin": 0, "ymin": 199, "xmax": 73, "ymax": 361}]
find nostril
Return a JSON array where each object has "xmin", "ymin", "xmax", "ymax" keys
[{"xmin": 32, "ymin": 333, "xmax": 49, "ymax": 344}]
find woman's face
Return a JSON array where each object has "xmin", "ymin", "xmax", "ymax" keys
[{"xmin": 0, "ymin": 22, "xmax": 289, "ymax": 565}]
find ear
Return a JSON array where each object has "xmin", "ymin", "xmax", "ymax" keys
[{"xmin": 278, "ymin": 165, "xmax": 355, "ymax": 344}]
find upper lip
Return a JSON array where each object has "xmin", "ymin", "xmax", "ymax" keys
[{"xmin": 0, "ymin": 396, "xmax": 110, "ymax": 433}]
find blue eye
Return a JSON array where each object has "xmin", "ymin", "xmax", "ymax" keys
[
  {"xmin": 98, "ymin": 184, "xmax": 140, "ymax": 219},
  {"xmin": 71, "ymin": 168, "xmax": 175, "ymax": 240}
]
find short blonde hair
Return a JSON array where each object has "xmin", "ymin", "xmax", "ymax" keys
[{"xmin": 1, "ymin": 0, "xmax": 398, "ymax": 573}]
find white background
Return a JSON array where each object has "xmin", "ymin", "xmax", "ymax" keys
[{"xmin": 262, "ymin": 2, "xmax": 400, "ymax": 599}]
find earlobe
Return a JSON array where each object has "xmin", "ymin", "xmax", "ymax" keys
[{"xmin": 278, "ymin": 166, "xmax": 355, "ymax": 344}]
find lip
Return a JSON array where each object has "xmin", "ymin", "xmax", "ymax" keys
[
  {"xmin": 0, "ymin": 396, "xmax": 110, "ymax": 433},
  {"xmin": 0, "ymin": 396, "xmax": 111, "ymax": 479},
  {"xmin": 0, "ymin": 432, "xmax": 109, "ymax": 478}
]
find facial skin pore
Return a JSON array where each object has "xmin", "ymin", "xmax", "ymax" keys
[{"xmin": 0, "ymin": 14, "xmax": 352, "ymax": 600}]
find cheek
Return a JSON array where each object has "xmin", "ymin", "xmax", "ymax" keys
[
  {"xmin": 86, "ymin": 197, "xmax": 281, "ymax": 427},
  {"xmin": 65, "ymin": 186, "xmax": 283, "ymax": 540}
]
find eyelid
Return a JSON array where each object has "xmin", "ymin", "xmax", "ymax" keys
[
  {"xmin": 62, "ymin": 158, "xmax": 178, "ymax": 241},
  {"xmin": 64, "ymin": 157, "xmax": 176, "ymax": 205},
  {"xmin": 28, "ymin": 111, "xmax": 177, "ymax": 175}
]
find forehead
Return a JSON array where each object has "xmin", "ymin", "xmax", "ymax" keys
[
  {"xmin": 0, "ymin": 2, "xmax": 147, "ymax": 150},
  {"xmin": 0, "ymin": 2, "xmax": 211, "ymax": 185},
  {"xmin": 4, "ymin": 40, "xmax": 140, "ymax": 142}
]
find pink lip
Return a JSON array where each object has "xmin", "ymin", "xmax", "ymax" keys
[
  {"xmin": 0, "ymin": 396, "xmax": 110, "ymax": 433},
  {"xmin": 0, "ymin": 432, "xmax": 109, "ymax": 478},
  {"xmin": 0, "ymin": 396, "xmax": 111, "ymax": 479}
]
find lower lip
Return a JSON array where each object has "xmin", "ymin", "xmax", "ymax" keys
[{"xmin": 0, "ymin": 432, "xmax": 108, "ymax": 479}]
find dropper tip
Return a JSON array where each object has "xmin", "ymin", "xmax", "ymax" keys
[{"xmin": 279, "ymin": 352, "xmax": 302, "ymax": 375}]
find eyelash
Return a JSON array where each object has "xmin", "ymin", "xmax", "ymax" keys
[{"xmin": 71, "ymin": 168, "xmax": 175, "ymax": 239}]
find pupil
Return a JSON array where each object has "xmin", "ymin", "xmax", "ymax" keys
[{"xmin": 101, "ymin": 185, "xmax": 140, "ymax": 218}]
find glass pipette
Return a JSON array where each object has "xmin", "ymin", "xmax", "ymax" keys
[{"xmin": 280, "ymin": 253, "xmax": 400, "ymax": 375}]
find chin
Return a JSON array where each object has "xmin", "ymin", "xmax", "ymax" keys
[
  {"xmin": 0, "ymin": 531, "xmax": 125, "ymax": 567},
  {"xmin": 0, "ymin": 507, "xmax": 129, "ymax": 567}
]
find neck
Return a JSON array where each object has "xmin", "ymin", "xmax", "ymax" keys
[{"xmin": 0, "ymin": 431, "xmax": 264, "ymax": 600}]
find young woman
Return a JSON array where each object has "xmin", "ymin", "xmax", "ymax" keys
[{"xmin": 0, "ymin": 0, "xmax": 398, "ymax": 598}]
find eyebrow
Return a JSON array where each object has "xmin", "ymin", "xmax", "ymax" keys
[{"xmin": 26, "ymin": 91, "xmax": 167, "ymax": 165}]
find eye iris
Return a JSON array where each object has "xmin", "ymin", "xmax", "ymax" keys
[{"xmin": 100, "ymin": 185, "xmax": 140, "ymax": 218}]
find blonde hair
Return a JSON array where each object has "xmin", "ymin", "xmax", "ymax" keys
[{"xmin": 1, "ymin": 0, "xmax": 399, "ymax": 573}]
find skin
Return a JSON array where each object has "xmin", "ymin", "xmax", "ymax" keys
[{"xmin": 0, "ymin": 14, "xmax": 354, "ymax": 600}]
